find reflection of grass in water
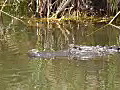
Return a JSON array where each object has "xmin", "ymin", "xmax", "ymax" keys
[
  {"xmin": 0, "ymin": 0, "xmax": 27, "ymax": 25},
  {"xmin": 86, "ymin": 24, "xmax": 109, "ymax": 37},
  {"xmin": 35, "ymin": 22, "xmax": 70, "ymax": 51},
  {"xmin": 103, "ymin": 56, "xmax": 118, "ymax": 90}
]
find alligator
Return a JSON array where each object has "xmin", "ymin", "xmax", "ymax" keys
[{"xmin": 28, "ymin": 44, "xmax": 120, "ymax": 60}]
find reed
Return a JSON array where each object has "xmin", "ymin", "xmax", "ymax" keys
[
  {"xmin": 28, "ymin": 0, "xmax": 119, "ymax": 18},
  {"xmin": 0, "ymin": 0, "xmax": 120, "ymax": 20}
]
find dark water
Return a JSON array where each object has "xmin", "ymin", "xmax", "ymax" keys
[{"xmin": 1, "ymin": 14, "xmax": 120, "ymax": 90}]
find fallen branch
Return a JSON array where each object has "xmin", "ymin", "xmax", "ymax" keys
[
  {"xmin": 109, "ymin": 11, "xmax": 120, "ymax": 24},
  {"xmin": 108, "ymin": 11, "xmax": 120, "ymax": 29},
  {"xmin": 87, "ymin": 11, "xmax": 120, "ymax": 36},
  {"xmin": 86, "ymin": 24, "xmax": 109, "ymax": 36},
  {"xmin": 109, "ymin": 23, "xmax": 120, "ymax": 29}
]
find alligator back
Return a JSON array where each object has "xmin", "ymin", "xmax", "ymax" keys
[{"xmin": 28, "ymin": 44, "xmax": 120, "ymax": 60}]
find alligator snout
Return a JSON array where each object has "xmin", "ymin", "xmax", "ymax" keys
[{"xmin": 28, "ymin": 49, "xmax": 40, "ymax": 57}]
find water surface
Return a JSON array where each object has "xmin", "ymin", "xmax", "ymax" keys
[{"xmin": 0, "ymin": 14, "xmax": 120, "ymax": 90}]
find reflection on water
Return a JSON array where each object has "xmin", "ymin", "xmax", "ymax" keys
[{"xmin": 0, "ymin": 15, "xmax": 120, "ymax": 90}]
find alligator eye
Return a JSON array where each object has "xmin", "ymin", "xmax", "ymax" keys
[
  {"xmin": 79, "ymin": 48, "xmax": 82, "ymax": 50},
  {"xmin": 73, "ymin": 46, "xmax": 77, "ymax": 49},
  {"xmin": 117, "ymin": 47, "xmax": 120, "ymax": 51},
  {"xmin": 109, "ymin": 46, "xmax": 113, "ymax": 49}
]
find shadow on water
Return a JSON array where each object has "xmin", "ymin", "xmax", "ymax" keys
[{"xmin": 1, "ymin": 12, "xmax": 120, "ymax": 90}]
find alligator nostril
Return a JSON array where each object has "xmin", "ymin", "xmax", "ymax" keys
[{"xmin": 109, "ymin": 46, "xmax": 113, "ymax": 49}]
